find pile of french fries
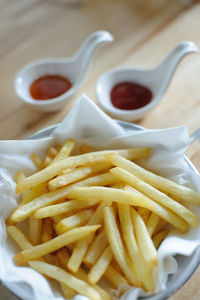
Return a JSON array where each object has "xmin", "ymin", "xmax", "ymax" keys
[{"xmin": 6, "ymin": 139, "xmax": 200, "ymax": 300}]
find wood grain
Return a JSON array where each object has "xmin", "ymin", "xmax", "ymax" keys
[{"xmin": 0, "ymin": 0, "xmax": 200, "ymax": 299}]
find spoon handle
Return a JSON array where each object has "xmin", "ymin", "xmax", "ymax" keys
[
  {"xmin": 155, "ymin": 41, "xmax": 198, "ymax": 94},
  {"xmin": 73, "ymin": 31, "xmax": 114, "ymax": 84}
]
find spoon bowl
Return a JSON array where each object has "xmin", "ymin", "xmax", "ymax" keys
[
  {"xmin": 15, "ymin": 31, "xmax": 114, "ymax": 112},
  {"xmin": 96, "ymin": 41, "xmax": 198, "ymax": 121}
]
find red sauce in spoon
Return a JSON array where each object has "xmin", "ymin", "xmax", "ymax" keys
[
  {"xmin": 30, "ymin": 75, "xmax": 72, "ymax": 100},
  {"xmin": 111, "ymin": 82, "xmax": 152, "ymax": 110}
]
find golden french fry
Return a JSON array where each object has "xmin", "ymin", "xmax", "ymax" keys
[
  {"xmin": 104, "ymin": 264, "xmax": 128, "ymax": 289},
  {"xmin": 146, "ymin": 213, "xmax": 160, "ymax": 237},
  {"xmin": 104, "ymin": 206, "xmax": 138, "ymax": 286},
  {"xmin": 110, "ymin": 167, "xmax": 199, "ymax": 227},
  {"xmin": 88, "ymin": 246, "xmax": 113, "ymax": 284},
  {"xmin": 14, "ymin": 225, "xmax": 100, "ymax": 265},
  {"xmin": 60, "ymin": 282, "xmax": 76, "ymax": 298},
  {"xmin": 29, "ymin": 216, "xmax": 42, "ymax": 245},
  {"xmin": 12, "ymin": 173, "xmax": 115, "ymax": 222},
  {"xmin": 130, "ymin": 207, "xmax": 158, "ymax": 269},
  {"xmin": 51, "ymin": 139, "xmax": 75, "ymax": 164},
  {"xmin": 20, "ymin": 182, "xmax": 48, "ymax": 205},
  {"xmin": 47, "ymin": 146, "xmax": 58, "ymax": 158},
  {"xmin": 137, "ymin": 207, "xmax": 151, "ymax": 223},
  {"xmin": 117, "ymin": 203, "xmax": 155, "ymax": 291},
  {"xmin": 48, "ymin": 161, "xmax": 112, "ymax": 190},
  {"xmin": 57, "ymin": 248, "xmax": 112, "ymax": 300},
  {"xmin": 84, "ymin": 229, "xmax": 108, "ymax": 265},
  {"xmin": 41, "ymin": 218, "xmax": 54, "ymax": 243},
  {"xmin": 43, "ymin": 155, "xmax": 52, "ymax": 167},
  {"xmin": 124, "ymin": 186, "xmax": 188, "ymax": 232},
  {"xmin": 15, "ymin": 171, "xmax": 28, "ymax": 202},
  {"xmin": 56, "ymin": 209, "xmax": 94, "ymax": 234},
  {"xmin": 154, "ymin": 218, "xmax": 167, "ymax": 235},
  {"xmin": 30, "ymin": 153, "xmax": 43, "ymax": 170},
  {"xmin": 152, "ymin": 229, "xmax": 169, "ymax": 249},
  {"xmin": 29, "ymin": 261, "xmax": 102, "ymax": 300},
  {"xmin": 105, "ymin": 153, "xmax": 200, "ymax": 204},
  {"xmin": 67, "ymin": 201, "xmax": 111, "ymax": 273},
  {"xmin": 16, "ymin": 148, "xmax": 151, "ymax": 193},
  {"xmin": 34, "ymin": 198, "xmax": 99, "ymax": 219},
  {"xmin": 7, "ymin": 226, "xmax": 32, "ymax": 250},
  {"xmin": 67, "ymin": 186, "xmax": 155, "ymax": 211}
]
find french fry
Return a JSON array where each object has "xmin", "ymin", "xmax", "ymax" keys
[
  {"xmin": 16, "ymin": 148, "xmax": 151, "ymax": 193},
  {"xmin": 7, "ymin": 226, "xmax": 32, "ymax": 250},
  {"xmin": 51, "ymin": 139, "xmax": 75, "ymax": 164},
  {"xmin": 60, "ymin": 282, "xmax": 76, "ymax": 298},
  {"xmin": 88, "ymin": 246, "xmax": 113, "ymax": 284},
  {"xmin": 34, "ymin": 198, "xmax": 99, "ymax": 219},
  {"xmin": 154, "ymin": 218, "xmax": 167, "ymax": 235},
  {"xmin": 105, "ymin": 153, "xmax": 200, "ymax": 204},
  {"xmin": 41, "ymin": 218, "xmax": 54, "ymax": 243},
  {"xmin": 104, "ymin": 264, "xmax": 129, "ymax": 289},
  {"xmin": 43, "ymin": 155, "xmax": 52, "ymax": 167},
  {"xmin": 47, "ymin": 146, "xmax": 58, "ymax": 158},
  {"xmin": 67, "ymin": 201, "xmax": 111, "ymax": 273},
  {"xmin": 15, "ymin": 171, "xmax": 28, "ymax": 202},
  {"xmin": 56, "ymin": 209, "xmax": 94, "ymax": 234},
  {"xmin": 12, "ymin": 173, "xmax": 115, "ymax": 222},
  {"xmin": 29, "ymin": 261, "xmax": 102, "ymax": 300},
  {"xmin": 146, "ymin": 213, "xmax": 160, "ymax": 237},
  {"xmin": 110, "ymin": 167, "xmax": 199, "ymax": 227},
  {"xmin": 20, "ymin": 182, "xmax": 48, "ymax": 205},
  {"xmin": 130, "ymin": 207, "xmax": 158, "ymax": 269},
  {"xmin": 56, "ymin": 248, "xmax": 112, "ymax": 300},
  {"xmin": 48, "ymin": 161, "xmax": 112, "ymax": 190},
  {"xmin": 137, "ymin": 207, "xmax": 151, "ymax": 223},
  {"xmin": 117, "ymin": 203, "xmax": 155, "ymax": 291},
  {"xmin": 84, "ymin": 229, "xmax": 108, "ymax": 265},
  {"xmin": 67, "ymin": 187, "xmax": 155, "ymax": 211},
  {"xmin": 29, "ymin": 216, "xmax": 42, "ymax": 245},
  {"xmin": 152, "ymin": 229, "xmax": 169, "ymax": 249},
  {"xmin": 30, "ymin": 153, "xmax": 43, "ymax": 170},
  {"xmin": 104, "ymin": 206, "xmax": 138, "ymax": 286},
  {"xmin": 14, "ymin": 225, "xmax": 100, "ymax": 265},
  {"xmin": 123, "ymin": 186, "xmax": 188, "ymax": 233}
]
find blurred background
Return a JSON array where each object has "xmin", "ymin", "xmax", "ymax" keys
[{"xmin": 0, "ymin": 0, "xmax": 199, "ymax": 139}]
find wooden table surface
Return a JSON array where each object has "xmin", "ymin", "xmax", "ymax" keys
[{"xmin": 0, "ymin": 0, "xmax": 200, "ymax": 299}]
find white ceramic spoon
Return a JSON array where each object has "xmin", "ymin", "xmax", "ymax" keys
[
  {"xmin": 96, "ymin": 41, "xmax": 198, "ymax": 121},
  {"xmin": 15, "ymin": 31, "xmax": 113, "ymax": 112}
]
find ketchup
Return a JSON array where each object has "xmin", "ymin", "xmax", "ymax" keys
[
  {"xmin": 110, "ymin": 82, "xmax": 152, "ymax": 110},
  {"xmin": 30, "ymin": 75, "xmax": 72, "ymax": 100}
]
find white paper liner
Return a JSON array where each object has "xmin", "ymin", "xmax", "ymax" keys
[{"xmin": 0, "ymin": 94, "xmax": 200, "ymax": 300}]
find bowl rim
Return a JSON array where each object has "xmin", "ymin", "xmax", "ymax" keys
[{"xmin": 2, "ymin": 120, "xmax": 200, "ymax": 300}]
